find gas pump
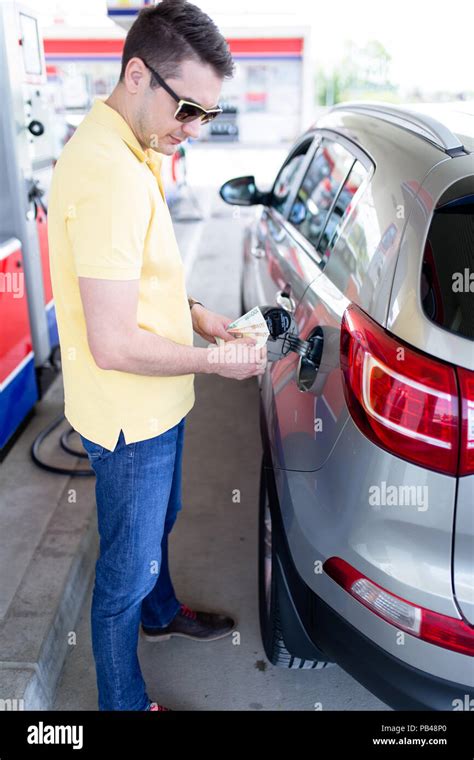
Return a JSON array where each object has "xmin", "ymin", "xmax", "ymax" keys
[{"xmin": 0, "ymin": 0, "xmax": 58, "ymax": 453}]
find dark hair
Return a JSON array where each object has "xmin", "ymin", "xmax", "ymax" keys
[{"xmin": 119, "ymin": 0, "xmax": 235, "ymax": 85}]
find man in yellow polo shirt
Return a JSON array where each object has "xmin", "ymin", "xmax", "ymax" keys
[{"xmin": 48, "ymin": 1, "xmax": 266, "ymax": 711}]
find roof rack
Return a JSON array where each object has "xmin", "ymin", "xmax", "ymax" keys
[{"xmin": 327, "ymin": 101, "xmax": 468, "ymax": 157}]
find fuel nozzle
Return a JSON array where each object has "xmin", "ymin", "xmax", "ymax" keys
[
  {"xmin": 261, "ymin": 305, "xmax": 319, "ymax": 362},
  {"xmin": 259, "ymin": 305, "xmax": 324, "ymax": 390}
]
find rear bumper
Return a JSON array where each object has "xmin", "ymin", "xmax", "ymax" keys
[
  {"xmin": 266, "ymin": 460, "xmax": 474, "ymax": 711},
  {"xmin": 309, "ymin": 590, "xmax": 474, "ymax": 711}
]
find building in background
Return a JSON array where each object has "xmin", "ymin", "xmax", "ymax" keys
[{"xmin": 41, "ymin": 0, "xmax": 312, "ymax": 146}]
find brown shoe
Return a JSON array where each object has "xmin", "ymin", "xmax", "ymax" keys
[{"xmin": 141, "ymin": 603, "xmax": 236, "ymax": 642}]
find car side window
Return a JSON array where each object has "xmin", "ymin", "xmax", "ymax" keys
[
  {"xmin": 288, "ymin": 140, "xmax": 355, "ymax": 250},
  {"xmin": 322, "ymin": 179, "xmax": 386, "ymax": 302},
  {"xmin": 317, "ymin": 159, "xmax": 367, "ymax": 267},
  {"xmin": 271, "ymin": 138, "xmax": 314, "ymax": 216}
]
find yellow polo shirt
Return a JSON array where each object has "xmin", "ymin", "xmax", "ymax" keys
[{"xmin": 48, "ymin": 98, "xmax": 195, "ymax": 451}]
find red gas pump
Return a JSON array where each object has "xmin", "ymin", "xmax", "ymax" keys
[
  {"xmin": 0, "ymin": 1, "xmax": 58, "ymax": 454},
  {"xmin": 0, "ymin": 237, "xmax": 37, "ymax": 452}
]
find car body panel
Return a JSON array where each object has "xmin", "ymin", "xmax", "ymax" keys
[
  {"xmin": 453, "ymin": 475, "xmax": 474, "ymax": 625},
  {"xmin": 272, "ymin": 420, "xmax": 473, "ymax": 689}
]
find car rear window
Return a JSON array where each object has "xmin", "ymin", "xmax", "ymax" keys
[{"xmin": 421, "ymin": 194, "xmax": 474, "ymax": 340}]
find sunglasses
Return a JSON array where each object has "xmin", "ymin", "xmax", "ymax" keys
[{"xmin": 141, "ymin": 59, "xmax": 222, "ymax": 125}]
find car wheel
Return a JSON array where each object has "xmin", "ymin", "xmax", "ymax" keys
[{"xmin": 258, "ymin": 456, "xmax": 329, "ymax": 669}]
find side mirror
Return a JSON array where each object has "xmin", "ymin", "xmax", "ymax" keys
[{"xmin": 219, "ymin": 175, "xmax": 268, "ymax": 206}]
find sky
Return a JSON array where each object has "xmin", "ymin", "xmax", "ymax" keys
[{"xmin": 37, "ymin": 0, "xmax": 474, "ymax": 94}]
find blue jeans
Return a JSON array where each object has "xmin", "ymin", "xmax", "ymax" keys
[{"xmin": 79, "ymin": 417, "xmax": 186, "ymax": 710}]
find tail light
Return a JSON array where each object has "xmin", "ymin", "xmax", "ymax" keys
[
  {"xmin": 340, "ymin": 304, "xmax": 463, "ymax": 476},
  {"xmin": 458, "ymin": 367, "xmax": 474, "ymax": 476},
  {"xmin": 325, "ymin": 557, "xmax": 474, "ymax": 656}
]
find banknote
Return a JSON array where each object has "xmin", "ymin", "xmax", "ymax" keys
[{"xmin": 214, "ymin": 306, "xmax": 270, "ymax": 349}]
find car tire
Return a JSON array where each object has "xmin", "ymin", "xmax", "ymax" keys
[{"xmin": 258, "ymin": 456, "xmax": 329, "ymax": 669}]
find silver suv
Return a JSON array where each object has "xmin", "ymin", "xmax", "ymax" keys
[{"xmin": 219, "ymin": 102, "xmax": 474, "ymax": 710}]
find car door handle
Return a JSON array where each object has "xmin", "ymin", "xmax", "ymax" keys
[{"xmin": 275, "ymin": 289, "xmax": 296, "ymax": 313}]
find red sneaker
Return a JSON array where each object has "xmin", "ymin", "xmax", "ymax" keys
[{"xmin": 148, "ymin": 701, "xmax": 171, "ymax": 712}]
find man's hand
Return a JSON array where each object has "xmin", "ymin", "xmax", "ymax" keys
[
  {"xmin": 211, "ymin": 337, "xmax": 267, "ymax": 380},
  {"xmin": 190, "ymin": 304, "xmax": 235, "ymax": 344},
  {"xmin": 190, "ymin": 305, "xmax": 268, "ymax": 379}
]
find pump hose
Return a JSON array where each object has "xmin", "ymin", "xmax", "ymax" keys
[
  {"xmin": 29, "ymin": 346, "xmax": 94, "ymax": 476},
  {"xmin": 30, "ymin": 413, "xmax": 94, "ymax": 476}
]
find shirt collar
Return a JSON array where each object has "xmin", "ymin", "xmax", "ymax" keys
[{"xmin": 88, "ymin": 98, "xmax": 163, "ymax": 171}]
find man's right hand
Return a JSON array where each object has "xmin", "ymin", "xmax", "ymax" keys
[{"xmin": 209, "ymin": 337, "xmax": 267, "ymax": 380}]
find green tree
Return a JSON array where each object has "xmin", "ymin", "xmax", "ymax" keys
[{"xmin": 315, "ymin": 39, "xmax": 398, "ymax": 106}]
